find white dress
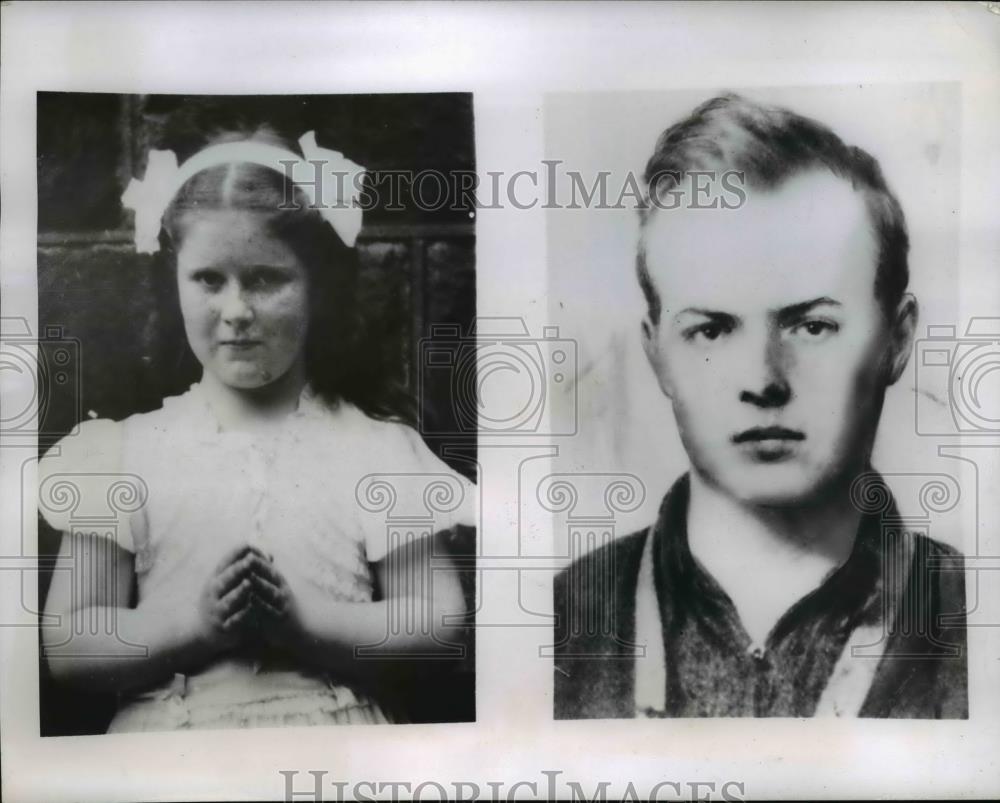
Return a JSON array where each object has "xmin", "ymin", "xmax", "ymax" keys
[{"xmin": 38, "ymin": 382, "xmax": 476, "ymax": 731}]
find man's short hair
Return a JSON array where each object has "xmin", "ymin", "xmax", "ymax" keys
[{"xmin": 637, "ymin": 93, "xmax": 910, "ymax": 325}]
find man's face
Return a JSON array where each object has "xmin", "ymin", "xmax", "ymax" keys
[{"xmin": 641, "ymin": 169, "xmax": 913, "ymax": 506}]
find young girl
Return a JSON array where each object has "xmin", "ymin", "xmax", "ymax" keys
[{"xmin": 38, "ymin": 124, "xmax": 475, "ymax": 731}]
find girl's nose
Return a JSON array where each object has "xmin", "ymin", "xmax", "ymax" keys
[{"xmin": 219, "ymin": 284, "xmax": 254, "ymax": 327}]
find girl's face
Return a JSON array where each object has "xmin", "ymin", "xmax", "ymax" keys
[{"xmin": 176, "ymin": 210, "xmax": 311, "ymax": 391}]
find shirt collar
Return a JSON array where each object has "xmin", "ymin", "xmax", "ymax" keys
[
  {"xmin": 652, "ymin": 472, "xmax": 890, "ymax": 649},
  {"xmin": 176, "ymin": 380, "xmax": 329, "ymax": 441}
]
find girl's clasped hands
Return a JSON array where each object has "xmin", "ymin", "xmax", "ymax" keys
[{"xmin": 196, "ymin": 544, "xmax": 305, "ymax": 654}]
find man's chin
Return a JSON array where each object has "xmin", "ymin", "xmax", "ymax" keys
[{"xmin": 712, "ymin": 465, "xmax": 836, "ymax": 508}]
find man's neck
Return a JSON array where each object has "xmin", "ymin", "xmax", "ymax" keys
[
  {"xmin": 685, "ymin": 469, "xmax": 862, "ymax": 649},
  {"xmin": 199, "ymin": 361, "xmax": 307, "ymax": 432}
]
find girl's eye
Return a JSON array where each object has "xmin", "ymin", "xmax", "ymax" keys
[
  {"xmin": 192, "ymin": 270, "xmax": 225, "ymax": 290},
  {"xmin": 245, "ymin": 269, "xmax": 291, "ymax": 290}
]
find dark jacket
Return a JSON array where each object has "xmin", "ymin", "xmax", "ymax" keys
[{"xmin": 554, "ymin": 475, "xmax": 968, "ymax": 719}]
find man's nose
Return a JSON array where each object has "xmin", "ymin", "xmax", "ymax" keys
[
  {"xmin": 738, "ymin": 329, "xmax": 791, "ymax": 409},
  {"xmin": 219, "ymin": 283, "xmax": 254, "ymax": 327}
]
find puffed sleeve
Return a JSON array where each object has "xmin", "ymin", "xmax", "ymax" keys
[
  {"xmin": 358, "ymin": 420, "xmax": 477, "ymax": 564},
  {"xmin": 37, "ymin": 418, "xmax": 138, "ymax": 554}
]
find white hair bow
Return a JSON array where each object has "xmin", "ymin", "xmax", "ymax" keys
[{"xmin": 121, "ymin": 131, "xmax": 366, "ymax": 254}]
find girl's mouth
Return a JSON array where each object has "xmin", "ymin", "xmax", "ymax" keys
[{"xmin": 219, "ymin": 339, "xmax": 262, "ymax": 349}]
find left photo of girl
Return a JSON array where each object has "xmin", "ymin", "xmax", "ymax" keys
[{"xmin": 35, "ymin": 93, "xmax": 478, "ymax": 734}]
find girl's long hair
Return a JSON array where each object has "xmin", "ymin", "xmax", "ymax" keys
[{"xmin": 148, "ymin": 125, "xmax": 415, "ymax": 425}]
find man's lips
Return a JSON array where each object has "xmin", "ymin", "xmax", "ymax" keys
[
  {"xmin": 732, "ymin": 426, "xmax": 805, "ymax": 444},
  {"xmin": 219, "ymin": 340, "xmax": 261, "ymax": 347}
]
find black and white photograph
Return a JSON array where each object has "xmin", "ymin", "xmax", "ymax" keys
[
  {"xmin": 549, "ymin": 85, "xmax": 971, "ymax": 719},
  {"xmin": 33, "ymin": 92, "xmax": 478, "ymax": 733},
  {"xmin": 1, "ymin": 3, "xmax": 998, "ymax": 802}
]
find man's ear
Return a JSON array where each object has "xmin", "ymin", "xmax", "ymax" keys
[
  {"xmin": 885, "ymin": 293, "xmax": 919, "ymax": 386},
  {"xmin": 641, "ymin": 315, "xmax": 673, "ymax": 398}
]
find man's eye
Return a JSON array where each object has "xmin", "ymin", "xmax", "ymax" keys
[
  {"xmin": 790, "ymin": 319, "xmax": 839, "ymax": 339},
  {"xmin": 687, "ymin": 322, "xmax": 729, "ymax": 343}
]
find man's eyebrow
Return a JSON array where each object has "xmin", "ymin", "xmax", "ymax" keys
[
  {"xmin": 774, "ymin": 296, "xmax": 842, "ymax": 319},
  {"xmin": 671, "ymin": 298, "xmax": 841, "ymax": 323},
  {"xmin": 673, "ymin": 308, "xmax": 738, "ymax": 321}
]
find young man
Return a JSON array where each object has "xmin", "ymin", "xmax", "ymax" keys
[{"xmin": 553, "ymin": 94, "xmax": 967, "ymax": 719}]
